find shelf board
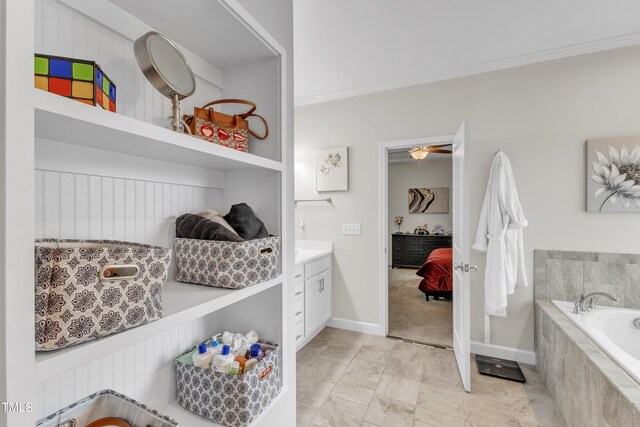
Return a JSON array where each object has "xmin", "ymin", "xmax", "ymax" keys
[
  {"xmin": 161, "ymin": 386, "xmax": 286, "ymax": 427},
  {"xmin": 34, "ymin": 90, "xmax": 283, "ymax": 172},
  {"xmin": 35, "ymin": 275, "xmax": 283, "ymax": 382}
]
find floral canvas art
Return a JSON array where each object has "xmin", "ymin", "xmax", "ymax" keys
[
  {"xmin": 586, "ymin": 136, "xmax": 640, "ymax": 212},
  {"xmin": 316, "ymin": 147, "xmax": 349, "ymax": 191}
]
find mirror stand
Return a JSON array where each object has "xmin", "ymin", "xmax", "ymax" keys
[{"xmin": 171, "ymin": 93, "xmax": 181, "ymax": 132}]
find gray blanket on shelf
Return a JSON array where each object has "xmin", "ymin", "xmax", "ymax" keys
[
  {"xmin": 223, "ymin": 203, "xmax": 270, "ymax": 240},
  {"xmin": 175, "ymin": 214, "xmax": 245, "ymax": 242}
]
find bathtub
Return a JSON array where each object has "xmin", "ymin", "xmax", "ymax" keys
[{"xmin": 552, "ymin": 300, "xmax": 640, "ymax": 384}]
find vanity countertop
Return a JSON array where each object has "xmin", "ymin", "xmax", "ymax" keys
[{"xmin": 295, "ymin": 240, "xmax": 333, "ymax": 265}]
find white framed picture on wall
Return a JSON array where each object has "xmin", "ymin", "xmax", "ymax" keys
[
  {"xmin": 587, "ymin": 136, "xmax": 640, "ymax": 212},
  {"xmin": 316, "ymin": 147, "xmax": 349, "ymax": 191}
]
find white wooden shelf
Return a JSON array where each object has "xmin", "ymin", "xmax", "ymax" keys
[
  {"xmin": 34, "ymin": 90, "xmax": 283, "ymax": 173},
  {"xmin": 161, "ymin": 387, "xmax": 286, "ymax": 427},
  {"xmin": 35, "ymin": 275, "xmax": 283, "ymax": 382}
]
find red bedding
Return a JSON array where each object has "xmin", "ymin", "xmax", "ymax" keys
[{"xmin": 416, "ymin": 248, "xmax": 453, "ymax": 292}]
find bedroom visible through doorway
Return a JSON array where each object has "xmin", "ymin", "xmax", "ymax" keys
[{"xmin": 386, "ymin": 143, "xmax": 454, "ymax": 348}]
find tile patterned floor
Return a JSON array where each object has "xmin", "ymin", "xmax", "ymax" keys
[
  {"xmin": 388, "ymin": 268, "xmax": 453, "ymax": 347},
  {"xmin": 296, "ymin": 327, "xmax": 567, "ymax": 427}
]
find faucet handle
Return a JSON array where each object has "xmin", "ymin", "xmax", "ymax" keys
[
  {"xmin": 587, "ymin": 297, "xmax": 599, "ymax": 310},
  {"xmin": 573, "ymin": 301, "xmax": 580, "ymax": 314}
]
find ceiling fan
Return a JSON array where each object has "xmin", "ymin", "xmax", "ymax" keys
[{"xmin": 408, "ymin": 143, "xmax": 452, "ymax": 160}]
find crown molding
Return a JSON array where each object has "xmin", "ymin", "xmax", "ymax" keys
[{"xmin": 295, "ymin": 31, "xmax": 640, "ymax": 107}]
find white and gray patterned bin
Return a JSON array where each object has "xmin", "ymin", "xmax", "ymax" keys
[
  {"xmin": 37, "ymin": 389, "xmax": 178, "ymax": 427},
  {"xmin": 34, "ymin": 239, "xmax": 171, "ymax": 351},
  {"xmin": 175, "ymin": 342, "xmax": 281, "ymax": 427},
  {"xmin": 174, "ymin": 236, "xmax": 280, "ymax": 289}
]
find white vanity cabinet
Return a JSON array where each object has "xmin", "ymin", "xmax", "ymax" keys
[{"xmin": 294, "ymin": 247, "xmax": 333, "ymax": 350}]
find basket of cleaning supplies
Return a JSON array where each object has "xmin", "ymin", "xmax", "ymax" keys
[
  {"xmin": 37, "ymin": 389, "xmax": 177, "ymax": 427},
  {"xmin": 175, "ymin": 332, "xmax": 281, "ymax": 427},
  {"xmin": 34, "ymin": 239, "xmax": 171, "ymax": 351}
]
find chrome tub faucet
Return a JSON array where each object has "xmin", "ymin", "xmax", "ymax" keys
[{"xmin": 573, "ymin": 292, "xmax": 620, "ymax": 314}]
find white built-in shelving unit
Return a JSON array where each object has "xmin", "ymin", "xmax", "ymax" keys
[{"xmin": 0, "ymin": 0, "xmax": 294, "ymax": 426}]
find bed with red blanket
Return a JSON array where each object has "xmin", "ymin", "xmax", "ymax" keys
[{"xmin": 416, "ymin": 248, "xmax": 453, "ymax": 301}]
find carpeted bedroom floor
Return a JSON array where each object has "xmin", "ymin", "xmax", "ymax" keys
[{"xmin": 388, "ymin": 268, "xmax": 453, "ymax": 347}]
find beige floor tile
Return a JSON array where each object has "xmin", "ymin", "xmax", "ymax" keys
[
  {"xmin": 421, "ymin": 359, "xmax": 463, "ymax": 392},
  {"xmin": 389, "ymin": 341, "xmax": 430, "ymax": 363},
  {"xmin": 511, "ymin": 388, "xmax": 567, "ymax": 426},
  {"xmin": 320, "ymin": 343, "xmax": 361, "ymax": 364},
  {"xmin": 330, "ymin": 373, "xmax": 377, "ymax": 406},
  {"xmin": 332, "ymin": 331, "xmax": 369, "ymax": 348},
  {"xmin": 414, "ymin": 417, "xmax": 464, "ymax": 427},
  {"xmin": 298, "ymin": 343, "xmax": 325, "ymax": 365},
  {"xmin": 414, "ymin": 384, "xmax": 465, "ymax": 426},
  {"xmin": 463, "ymin": 392, "xmax": 518, "ymax": 427},
  {"xmin": 384, "ymin": 358, "xmax": 424, "ymax": 381},
  {"xmin": 356, "ymin": 345, "xmax": 392, "ymax": 364},
  {"xmin": 344, "ymin": 358, "xmax": 386, "ymax": 383},
  {"xmin": 427, "ymin": 346, "xmax": 456, "ymax": 362},
  {"xmin": 311, "ymin": 396, "xmax": 368, "ymax": 427},
  {"xmin": 363, "ymin": 395, "xmax": 416, "ymax": 427},
  {"xmin": 365, "ymin": 334, "xmax": 399, "ymax": 351},
  {"xmin": 297, "ymin": 401, "xmax": 320, "ymax": 427},
  {"xmin": 297, "ymin": 375, "xmax": 335, "ymax": 407},
  {"xmin": 469, "ymin": 373, "xmax": 511, "ymax": 403},
  {"xmin": 298, "ymin": 328, "xmax": 560, "ymax": 427},
  {"xmin": 375, "ymin": 374, "xmax": 421, "ymax": 404},
  {"xmin": 300, "ymin": 358, "xmax": 348, "ymax": 383}
]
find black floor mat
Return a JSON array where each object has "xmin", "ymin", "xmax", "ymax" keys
[{"xmin": 476, "ymin": 355, "xmax": 526, "ymax": 383}]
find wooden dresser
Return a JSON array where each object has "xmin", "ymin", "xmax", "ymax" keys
[{"xmin": 391, "ymin": 233, "xmax": 452, "ymax": 268}]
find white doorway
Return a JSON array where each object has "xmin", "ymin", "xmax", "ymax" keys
[{"xmin": 378, "ymin": 122, "xmax": 471, "ymax": 391}]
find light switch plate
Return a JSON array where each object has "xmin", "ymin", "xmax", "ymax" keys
[{"xmin": 342, "ymin": 223, "xmax": 361, "ymax": 235}]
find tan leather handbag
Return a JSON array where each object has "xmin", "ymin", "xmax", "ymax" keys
[{"xmin": 184, "ymin": 99, "xmax": 269, "ymax": 152}]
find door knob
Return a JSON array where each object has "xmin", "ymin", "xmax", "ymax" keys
[{"xmin": 468, "ymin": 264, "xmax": 478, "ymax": 272}]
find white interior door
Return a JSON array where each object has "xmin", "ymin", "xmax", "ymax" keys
[{"xmin": 452, "ymin": 120, "xmax": 471, "ymax": 392}]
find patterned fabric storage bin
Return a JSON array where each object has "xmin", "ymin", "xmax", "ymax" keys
[
  {"xmin": 37, "ymin": 389, "xmax": 177, "ymax": 427},
  {"xmin": 34, "ymin": 239, "xmax": 171, "ymax": 351},
  {"xmin": 175, "ymin": 236, "xmax": 280, "ymax": 289},
  {"xmin": 175, "ymin": 342, "xmax": 281, "ymax": 427}
]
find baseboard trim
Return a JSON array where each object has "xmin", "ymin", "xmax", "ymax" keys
[
  {"xmin": 470, "ymin": 341, "xmax": 536, "ymax": 365},
  {"xmin": 326, "ymin": 317, "xmax": 384, "ymax": 336}
]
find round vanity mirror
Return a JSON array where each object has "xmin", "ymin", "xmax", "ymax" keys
[{"xmin": 134, "ymin": 31, "xmax": 196, "ymax": 131}]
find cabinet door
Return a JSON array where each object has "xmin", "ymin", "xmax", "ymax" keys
[
  {"xmin": 318, "ymin": 270, "xmax": 332, "ymax": 324},
  {"xmin": 304, "ymin": 276, "xmax": 322, "ymax": 336}
]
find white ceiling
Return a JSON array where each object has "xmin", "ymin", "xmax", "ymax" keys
[{"xmin": 294, "ymin": 0, "xmax": 640, "ymax": 105}]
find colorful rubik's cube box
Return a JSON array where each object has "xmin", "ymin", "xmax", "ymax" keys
[{"xmin": 34, "ymin": 54, "xmax": 116, "ymax": 112}]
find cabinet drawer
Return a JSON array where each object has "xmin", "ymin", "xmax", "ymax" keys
[
  {"xmin": 295, "ymin": 283, "xmax": 304, "ymax": 300},
  {"xmin": 305, "ymin": 256, "xmax": 331, "ymax": 279},
  {"xmin": 295, "ymin": 266, "xmax": 304, "ymax": 283},
  {"xmin": 295, "ymin": 322, "xmax": 304, "ymax": 342},
  {"xmin": 295, "ymin": 310, "xmax": 304, "ymax": 325},
  {"xmin": 295, "ymin": 298, "xmax": 304, "ymax": 318}
]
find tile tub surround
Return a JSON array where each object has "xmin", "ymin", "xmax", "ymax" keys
[
  {"xmin": 535, "ymin": 300, "xmax": 640, "ymax": 427},
  {"xmin": 534, "ymin": 249, "xmax": 640, "ymax": 307},
  {"xmin": 297, "ymin": 327, "xmax": 565, "ymax": 427}
]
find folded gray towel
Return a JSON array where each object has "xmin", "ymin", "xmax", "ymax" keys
[
  {"xmin": 176, "ymin": 214, "xmax": 245, "ymax": 242},
  {"xmin": 223, "ymin": 203, "xmax": 269, "ymax": 240}
]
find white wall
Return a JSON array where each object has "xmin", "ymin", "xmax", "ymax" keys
[
  {"xmin": 294, "ymin": 45, "xmax": 640, "ymax": 352},
  {"xmin": 388, "ymin": 160, "xmax": 452, "ymax": 263}
]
